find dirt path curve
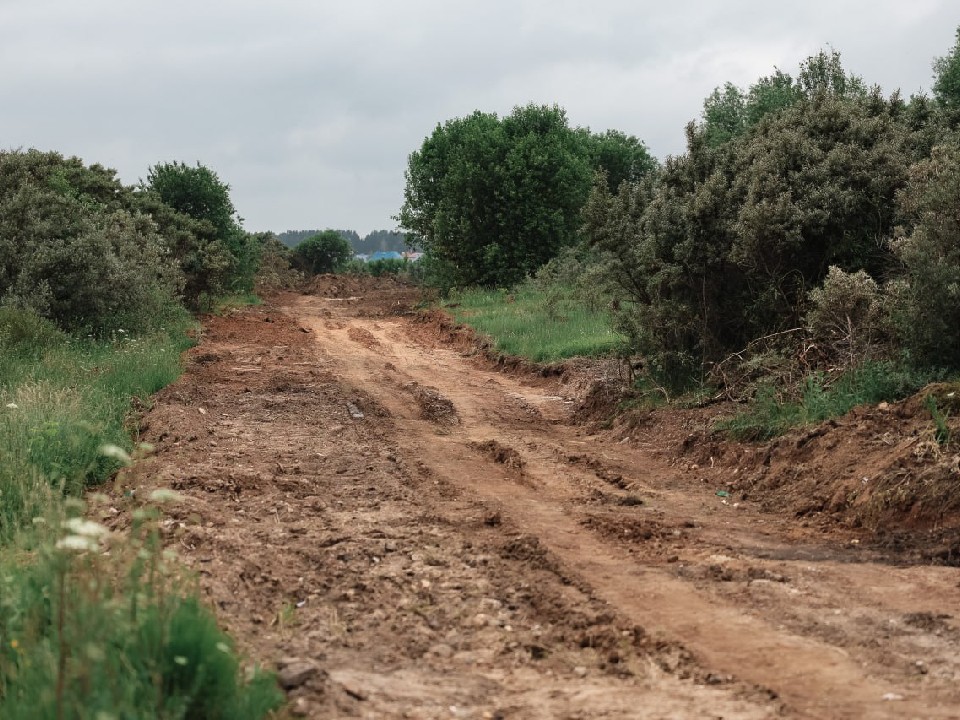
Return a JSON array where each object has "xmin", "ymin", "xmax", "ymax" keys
[{"xmin": 117, "ymin": 285, "xmax": 960, "ymax": 719}]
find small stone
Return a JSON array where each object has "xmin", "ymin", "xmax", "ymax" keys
[
  {"xmin": 290, "ymin": 697, "xmax": 312, "ymax": 716},
  {"xmin": 430, "ymin": 643, "xmax": 454, "ymax": 659},
  {"xmin": 277, "ymin": 660, "xmax": 319, "ymax": 689},
  {"xmin": 882, "ymin": 693, "xmax": 904, "ymax": 702},
  {"xmin": 573, "ymin": 665, "xmax": 588, "ymax": 677}
]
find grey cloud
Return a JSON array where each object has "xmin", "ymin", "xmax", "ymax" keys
[{"xmin": 1, "ymin": 0, "xmax": 956, "ymax": 235}]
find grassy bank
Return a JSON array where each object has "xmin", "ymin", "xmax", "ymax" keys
[
  {"xmin": 444, "ymin": 285, "xmax": 622, "ymax": 363},
  {"xmin": 0, "ymin": 307, "xmax": 282, "ymax": 718},
  {"xmin": 716, "ymin": 361, "xmax": 941, "ymax": 441}
]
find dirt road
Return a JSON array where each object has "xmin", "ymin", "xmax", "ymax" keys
[{"xmin": 116, "ymin": 281, "xmax": 960, "ymax": 719}]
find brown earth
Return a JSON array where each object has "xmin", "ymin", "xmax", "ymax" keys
[{"xmin": 110, "ymin": 276, "xmax": 960, "ymax": 719}]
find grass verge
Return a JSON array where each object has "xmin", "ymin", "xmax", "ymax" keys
[
  {"xmin": 443, "ymin": 285, "xmax": 622, "ymax": 363},
  {"xmin": 0, "ymin": 307, "xmax": 282, "ymax": 718}
]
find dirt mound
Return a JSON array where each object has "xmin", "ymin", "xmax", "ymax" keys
[
  {"xmin": 404, "ymin": 382, "xmax": 459, "ymax": 425},
  {"xmin": 469, "ymin": 439, "xmax": 525, "ymax": 470},
  {"xmin": 302, "ymin": 274, "xmax": 423, "ymax": 317},
  {"xmin": 671, "ymin": 383, "xmax": 960, "ymax": 546}
]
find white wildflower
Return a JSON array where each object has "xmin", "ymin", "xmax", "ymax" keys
[
  {"xmin": 99, "ymin": 444, "xmax": 132, "ymax": 465},
  {"xmin": 148, "ymin": 488, "xmax": 184, "ymax": 504},
  {"xmin": 56, "ymin": 535, "xmax": 100, "ymax": 552},
  {"xmin": 62, "ymin": 518, "xmax": 109, "ymax": 538}
]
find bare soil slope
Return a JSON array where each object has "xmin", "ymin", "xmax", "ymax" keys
[{"xmin": 112, "ymin": 279, "xmax": 960, "ymax": 719}]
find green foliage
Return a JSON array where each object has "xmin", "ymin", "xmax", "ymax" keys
[
  {"xmin": 0, "ymin": 503, "xmax": 282, "ymax": 719},
  {"xmin": 583, "ymin": 129, "xmax": 657, "ymax": 192},
  {"xmin": 718, "ymin": 361, "xmax": 938, "ymax": 441},
  {"xmin": 252, "ymin": 232, "xmax": 302, "ymax": 291},
  {"xmin": 399, "ymin": 104, "xmax": 645, "ymax": 289},
  {"xmin": 585, "ymin": 48, "xmax": 914, "ymax": 391},
  {"xmin": 924, "ymin": 394, "xmax": 952, "ymax": 446},
  {"xmin": 806, "ymin": 266, "xmax": 889, "ymax": 364},
  {"xmin": 293, "ymin": 230, "xmax": 354, "ymax": 275},
  {"xmin": 0, "ymin": 150, "xmax": 184, "ymax": 335},
  {"xmin": 366, "ymin": 258, "xmax": 409, "ymax": 277},
  {"xmin": 0, "ymin": 308, "xmax": 194, "ymax": 536},
  {"xmin": 887, "ymin": 143, "xmax": 960, "ymax": 368},
  {"xmin": 130, "ymin": 190, "xmax": 234, "ymax": 308},
  {"xmin": 145, "ymin": 162, "xmax": 257, "ymax": 294},
  {"xmin": 0, "ymin": 308, "xmax": 281, "ymax": 718},
  {"xmin": 933, "ymin": 28, "xmax": 960, "ymax": 114}
]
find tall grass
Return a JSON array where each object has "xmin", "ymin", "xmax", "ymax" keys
[
  {"xmin": 717, "ymin": 360, "xmax": 942, "ymax": 441},
  {"xmin": 0, "ymin": 501, "xmax": 282, "ymax": 719},
  {"xmin": 0, "ymin": 307, "xmax": 283, "ymax": 718},
  {"xmin": 444, "ymin": 284, "xmax": 622, "ymax": 363},
  {"xmin": 0, "ymin": 309, "xmax": 194, "ymax": 538}
]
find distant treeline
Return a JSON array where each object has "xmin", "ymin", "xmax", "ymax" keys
[{"xmin": 278, "ymin": 228, "xmax": 409, "ymax": 254}]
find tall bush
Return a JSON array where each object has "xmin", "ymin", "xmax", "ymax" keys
[{"xmin": 0, "ymin": 151, "xmax": 182, "ymax": 335}]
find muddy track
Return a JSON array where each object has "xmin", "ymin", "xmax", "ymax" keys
[{"xmin": 114, "ymin": 286, "xmax": 960, "ymax": 719}]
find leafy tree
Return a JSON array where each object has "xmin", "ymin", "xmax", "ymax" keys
[
  {"xmin": 144, "ymin": 162, "xmax": 257, "ymax": 292},
  {"xmin": 744, "ymin": 69, "xmax": 802, "ymax": 126},
  {"xmin": 129, "ymin": 190, "xmax": 233, "ymax": 307},
  {"xmin": 400, "ymin": 104, "xmax": 603, "ymax": 288},
  {"xmin": 728, "ymin": 90, "xmax": 909, "ymax": 331},
  {"xmin": 293, "ymin": 230, "xmax": 353, "ymax": 275},
  {"xmin": 933, "ymin": 27, "xmax": 960, "ymax": 116},
  {"xmin": 796, "ymin": 48, "xmax": 867, "ymax": 100},
  {"xmin": 887, "ymin": 143, "xmax": 960, "ymax": 368},
  {"xmin": 252, "ymin": 232, "xmax": 302, "ymax": 290},
  {"xmin": 586, "ymin": 50, "xmax": 914, "ymax": 390},
  {"xmin": 701, "ymin": 82, "xmax": 747, "ymax": 147},
  {"xmin": 0, "ymin": 150, "xmax": 181, "ymax": 333},
  {"xmin": 583, "ymin": 129, "xmax": 657, "ymax": 191}
]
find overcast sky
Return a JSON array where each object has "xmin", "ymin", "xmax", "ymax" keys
[{"xmin": 1, "ymin": 1, "xmax": 956, "ymax": 235}]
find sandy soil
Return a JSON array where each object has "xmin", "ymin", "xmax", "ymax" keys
[{"xmin": 112, "ymin": 279, "xmax": 960, "ymax": 719}]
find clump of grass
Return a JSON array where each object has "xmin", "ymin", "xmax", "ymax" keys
[
  {"xmin": 924, "ymin": 394, "xmax": 952, "ymax": 446},
  {"xmin": 0, "ymin": 498, "xmax": 282, "ymax": 719},
  {"xmin": 444, "ymin": 284, "xmax": 622, "ymax": 363},
  {"xmin": 717, "ymin": 360, "xmax": 942, "ymax": 441}
]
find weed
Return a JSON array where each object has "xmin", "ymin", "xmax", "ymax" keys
[
  {"xmin": 924, "ymin": 394, "xmax": 952, "ymax": 446},
  {"xmin": 717, "ymin": 361, "xmax": 944, "ymax": 441}
]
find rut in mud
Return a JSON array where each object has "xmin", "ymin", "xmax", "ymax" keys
[{"xmin": 112, "ymin": 280, "xmax": 960, "ymax": 719}]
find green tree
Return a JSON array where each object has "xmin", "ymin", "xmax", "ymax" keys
[
  {"xmin": 129, "ymin": 190, "xmax": 234, "ymax": 307},
  {"xmin": 144, "ymin": 162, "xmax": 257, "ymax": 292},
  {"xmin": 0, "ymin": 150, "xmax": 182, "ymax": 333},
  {"xmin": 584, "ymin": 129, "xmax": 657, "ymax": 191},
  {"xmin": 728, "ymin": 90, "xmax": 909, "ymax": 331},
  {"xmin": 398, "ymin": 104, "xmax": 596, "ymax": 288},
  {"xmin": 933, "ymin": 27, "xmax": 960, "ymax": 115},
  {"xmin": 888, "ymin": 143, "xmax": 960, "ymax": 368},
  {"xmin": 585, "ymin": 50, "xmax": 912, "ymax": 390},
  {"xmin": 701, "ymin": 82, "xmax": 747, "ymax": 147},
  {"xmin": 293, "ymin": 230, "xmax": 353, "ymax": 275}
]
